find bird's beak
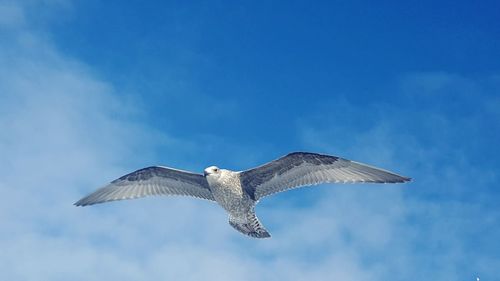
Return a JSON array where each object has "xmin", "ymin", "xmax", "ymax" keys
[{"xmin": 204, "ymin": 171, "xmax": 209, "ymax": 176}]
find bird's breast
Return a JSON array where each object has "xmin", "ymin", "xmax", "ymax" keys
[{"xmin": 208, "ymin": 176, "xmax": 251, "ymax": 214}]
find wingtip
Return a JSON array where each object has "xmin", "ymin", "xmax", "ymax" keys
[
  {"xmin": 392, "ymin": 176, "xmax": 411, "ymax": 183},
  {"xmin": 74, "ymin": 199, "xmax": 91, "ymax": 207},
  {"xmin": 386, "ymin": 175, "xmax": 411, "ymax": 184}
]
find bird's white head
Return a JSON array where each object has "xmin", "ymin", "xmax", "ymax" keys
[{"xmin": 204, "ymin": 166, "xmax": 220, "ymax": 177}]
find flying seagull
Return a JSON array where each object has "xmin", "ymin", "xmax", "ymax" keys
[{"xmin": 75, "ymin": 152, "xmax": 410, "ymax": 238}]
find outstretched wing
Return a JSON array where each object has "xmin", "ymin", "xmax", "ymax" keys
[
  {"xmin": 75, "ymin": 166, "xmax": 214, "ymax": 206},
  {"xmin": 240, "ymin": 152, "xmax": 410, "ymax": 201}
]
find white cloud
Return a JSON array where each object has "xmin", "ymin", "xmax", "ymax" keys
[
  {"xmin": 0, "ymin": 2, "xmax": 228, "ymax": 280},
  {"xmin": 295, "ymin": 72, "xmax": 500, "ymax": 279}
]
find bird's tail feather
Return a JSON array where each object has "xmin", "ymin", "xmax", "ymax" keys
[{"xmin": 229, "ymin": 211, "xmax": 271, "ymax": 239}]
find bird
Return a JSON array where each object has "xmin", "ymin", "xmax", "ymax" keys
[{"xmin": 74, "ymin": 152, "xmax": 411, "ymax": 238}]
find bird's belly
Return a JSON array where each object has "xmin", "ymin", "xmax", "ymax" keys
[{"xmin": 210, "ymin": 183, "xmax": 251, "ymax": 214}]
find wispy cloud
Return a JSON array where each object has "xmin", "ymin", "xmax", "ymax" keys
[
  {"xmin": 0, "ymin": 2, "xmax": 219, "ymax": 280},
  {"xmin": 294, "ymin": 72, "xmax": 500, "ymax": 279}
]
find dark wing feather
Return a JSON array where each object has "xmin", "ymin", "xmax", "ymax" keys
[
  {"xmin": 240, "ymin": 152, "xmax": 410, "ymax": 201},
  {"xmin": 75, "ymin": 166, "xmax": 213, "ymax": 206}
]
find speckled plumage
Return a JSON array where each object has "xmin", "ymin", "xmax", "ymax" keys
[
  {"xmin": 206, "ymin": 170, "xmax": 248, "ymax": 213},
  {"xmin": 75, "ymin": 152, "xmax": 411, "ymax": 238},
  {"xmin": 205, "ymin": 168, "xmax": 270, "ymax": 238}
]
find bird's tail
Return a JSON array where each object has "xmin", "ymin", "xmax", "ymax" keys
[{"xmin": 229, "ymin": 211, "xmax": 271, "ymax": 239}]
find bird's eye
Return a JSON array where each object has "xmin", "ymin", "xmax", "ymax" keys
[{"xmin": 213, "ymin": 168, "xmax": 219, "ymax": 172}]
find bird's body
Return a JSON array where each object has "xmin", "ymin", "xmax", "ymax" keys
[
  {"xmin": 206, "ymin": 169, "xmax": 247, "ymax": 214},
  {"xmin": 75, "ymin": 152, "xmax": 411, "ymax": 238},
  {"xmin": 205, "ymin": 168, "xmax": 269, "ymax": 237}
]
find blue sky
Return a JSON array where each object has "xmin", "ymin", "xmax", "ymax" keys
[{"xmin": 1, "ymin": 0, "xmax": 499, "ymax": 280}]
